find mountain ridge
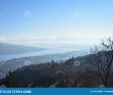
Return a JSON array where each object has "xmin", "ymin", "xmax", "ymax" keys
[{"xmin": 0, "ymin": 43, "xmax": 47, "ymax": 55}]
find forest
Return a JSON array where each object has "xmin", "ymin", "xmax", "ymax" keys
[{"xmin": 0, "ymin": 38, "xmax": 113, "ymax": 88}]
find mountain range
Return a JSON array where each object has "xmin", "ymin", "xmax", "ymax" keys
[
  {"xmin": 0, "ymin": 43, "xmax": 46, "ymax": 55},
  {"xmin": 0, "ymin": 43, "xmax": 89, "ymax": 79}
]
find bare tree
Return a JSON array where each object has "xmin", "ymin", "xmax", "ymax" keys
[{"xmin": 90, "ymin": 37, "xmax": 113, "ymax": 87}]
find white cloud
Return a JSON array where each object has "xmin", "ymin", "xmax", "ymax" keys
[
  {"xmin": 0, "ymin": 36, "xmax": 8, "ymax": 42},
  {"xmin": 7, "ymin": 31, "xmax": 111, "ymax": 46}
]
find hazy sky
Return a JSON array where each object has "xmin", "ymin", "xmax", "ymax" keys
[{"xmin": 0, "ymin": 0, "xmax": 113, "ymax": 48}]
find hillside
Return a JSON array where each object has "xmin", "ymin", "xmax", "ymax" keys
[
  {"xmin": 0, "ymin": 53, "xmax": 100, "ymax": 87},
  {"xmin": 1, "ymin": 59, "xmax": 99, "ymax": 87},
  {"xmin": 0, "ymin": 51, "xmax": 113, "ymax": 87},
  {"xmin": 0, "ymin": 50, "xmax": 88, "ymax": 79},
  {"xmin": 1, "ymin": 50, "xmax": 113, "ymax": 87}
]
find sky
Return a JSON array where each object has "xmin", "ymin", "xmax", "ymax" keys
[{"xmin": 0, "ymin": 0, "xmax": 113, "ymax": 49}]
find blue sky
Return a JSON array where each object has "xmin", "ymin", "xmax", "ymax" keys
[{"xmin": 0, "ymin": 0, "xmax": 113, "ymax": 49}]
